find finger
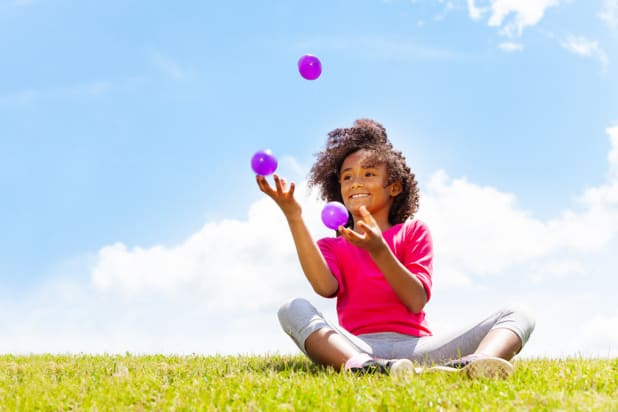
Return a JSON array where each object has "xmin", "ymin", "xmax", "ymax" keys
[
  {"xmin": 359, "ymin": 205, "xmax": 372, "ymax": 218},
  {"xmin": 341, "ymin": 226, "xmax": 365, "ymax": 242},
  {"xmin": 273, "ymin": 174, "xmax": 283, "ymax": 192},
  {"xmin": 359, "ymin": 206, "xmax": 377, "ymax": 224},
  {"xmin": 339, "ymin": 226, "xmax": 350, "ymax": 236},
  {"xmin": 256, "ymin": 175, "xmax": 270, "ymax": 193},
  {"xmin": 356, "ymin": 220, "xmax": 375, "ymax": 235},
  {"xmin": 273, "ymin": 174, "xmax": 289, "ymax": 193},
  {"xmin": 339, "ymin": 227, "xmax": 353, "ymax": 242}
]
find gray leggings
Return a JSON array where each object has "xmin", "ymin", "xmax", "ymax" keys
[{"xmin": 278, "ymin": 298, "xmax": 535, "ymax": 365}]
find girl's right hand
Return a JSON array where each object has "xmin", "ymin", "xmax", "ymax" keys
[{"xmin": 256, "ymin": 174, "xmax": 302, "ymax": 218}]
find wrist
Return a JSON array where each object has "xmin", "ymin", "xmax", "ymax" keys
[
  {"xmin": 368, "ymin": 239, "xmax": 390, "ymax": 258},
  {"xmin": 285, "ymin": 212, "xmax": 304, "ymax": 224}
]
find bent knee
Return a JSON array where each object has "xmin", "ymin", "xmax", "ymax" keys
[
  {"xmin": 277, "ymin": 297, "xmax": 316, "ymax": 327},
  {"xmin": 499, "ymin": 305, "xmax": 536, "ymax": 344}
]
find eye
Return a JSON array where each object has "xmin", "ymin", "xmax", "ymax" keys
[{"xmin": 364, "ymin": 171, "xmax": 375, "ymax": 177}]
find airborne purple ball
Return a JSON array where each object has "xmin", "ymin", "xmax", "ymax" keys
[
  {"xmin": 251, "ymin": 149, "xmax": 278, "ymax": 176},
  {"xmin": 321, "ymin": 201, "xmax": 349, "ymax": 230},
  {"xmin": 297, "ymin": 54, "xmax": 322, "ymax": 80}
]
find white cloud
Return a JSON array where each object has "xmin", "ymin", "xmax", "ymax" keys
[
  {"xmin": 607, "ymin": 125, "xmax": 618, "ymax": 179},
  {"xmin": 561, "ymin": 36, "xmax": 609, "ymax": 70},
  {"xmin": 599, "ymin": 0, "xmax": 618, "ymax": 30},
  {"xmin": 92, "ymin": 182, "xmax": 330, "ymax": 307},
  {"xmin": 490, "ymin": 0, "xmax": 560, "ymax": 37},
  {"xmin": 419, "ymin": 126, "xmax": 618, "ymax": 271},
  {"xmin": 528, "ymin": 258, "xmax": 586, "ymax": 284},
  {"xmin": 467, "ymin": 0, "xmax": 560, "ymax": 38},
  {"xmin": 467, "ymin": 0, "xmax": 485, "ymax": 20},
  {"xmin": 418, "ymin": 171, "xmax": 555, "ymax": 276},
  {"xmin": 499, "ymin": 42, "xmax": 523, "ymax": 52},
  {"xmin": 0, "ymin": 182, "xmax": 334, "ymax": 355}
]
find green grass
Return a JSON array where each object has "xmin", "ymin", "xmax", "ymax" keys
[{"xmin": 1, "ymin": 354, "xmax": 616, "ymax": 411}]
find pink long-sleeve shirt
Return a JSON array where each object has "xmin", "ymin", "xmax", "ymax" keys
[{"xmin": 317, "ymin": 219, "xmax": 433, "ymax": 337}]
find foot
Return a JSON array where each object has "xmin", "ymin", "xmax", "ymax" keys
[
  {"xmin": 379, "ymin": 358, "xmax": 417, "ymax": 377},
  {"xmin": 347, "ymin": 358, "xmax": 416, "ymax": 376},
  {"xmin": 426, "ymin": 354, "xmax": 514, "ymax": 379}
]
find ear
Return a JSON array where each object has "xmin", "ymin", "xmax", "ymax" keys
[{"xmin": 389, "ymin": 181, "xmax": 402, "ymax": 197}]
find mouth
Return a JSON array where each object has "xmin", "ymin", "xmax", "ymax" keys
[{"xmin": 349, "ymin": 193, "xmax": 370, "ymax": 200}]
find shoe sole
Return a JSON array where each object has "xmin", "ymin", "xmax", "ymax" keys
[{"xmin": 424, "ymin": 357, "xmax": 514, "ymax": 379}]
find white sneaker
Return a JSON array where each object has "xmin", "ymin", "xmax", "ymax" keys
[
  {"xmin": 348, "ymin": 357, "xmax": 416, "ymax": 376},
  {"xmin": 425, "ymin": 355, "xmax": 514, "ymax": 379},
  {"xmin": 381, "ymin": 358, "xmax": 419, "ymax": 377}
]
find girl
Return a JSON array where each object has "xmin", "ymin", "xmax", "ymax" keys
[{"xmin": 256, "ymin": 119, "xmax": 534, "ymax": 378}]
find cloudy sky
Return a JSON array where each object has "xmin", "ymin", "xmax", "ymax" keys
[{"xmin": 1, "ymin": 0, "xmax": 617, "ymax": 358}]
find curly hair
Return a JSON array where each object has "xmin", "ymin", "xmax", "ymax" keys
[{"xmin": 308, "ymin": 118, "xmax": 420, "ymax": 226}]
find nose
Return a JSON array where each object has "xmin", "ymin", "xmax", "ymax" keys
[{"xmin": 350, "ymin": 177, "xmax": 363, "ymax": 188}]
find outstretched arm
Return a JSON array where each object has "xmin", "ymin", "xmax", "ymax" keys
[
  {"xmin": 339, "ymin": 206, "xmax": 427, "ymax": 313},
  {"xmin": 256, "ymin": 174, "xmax": 338, "ymax": 297}
]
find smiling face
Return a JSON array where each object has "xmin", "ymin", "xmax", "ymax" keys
[{"xmin": 339, "ymin": 149, "xmax": 402, "ymax": 230}]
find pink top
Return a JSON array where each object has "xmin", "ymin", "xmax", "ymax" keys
[{"xmin": 317, "ymin": 219, "xmax": 433, "ymax": 337}]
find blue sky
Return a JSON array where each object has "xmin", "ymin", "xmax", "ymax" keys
[{"xmin": 1, "ymin": 0, "xmax": 617, "ymax": 357}]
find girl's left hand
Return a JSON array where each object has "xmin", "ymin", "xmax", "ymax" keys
[
  {"xmin": 256, "ymin": 174, "xmax": 301, "ymax": 218},
  {"xmin": 339, "ymin": 206, "xmax": 387, "ymax": 254}
]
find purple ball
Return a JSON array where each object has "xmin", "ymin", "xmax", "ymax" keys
[
  {"xmin": 251, "ymin": 149, "xmax": 278, "ymax": 176},
  {"xmin": 321, "ymin": 201, "xmax": 348, "ymax": 230},
  {"xmin": 297, "ymin": 54, "xmax": 322, "ymax": 80}
]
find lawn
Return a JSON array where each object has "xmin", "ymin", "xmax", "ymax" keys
[{"xmin": 2, "ymin": 354, "xmax": 616, "ymax": 411}]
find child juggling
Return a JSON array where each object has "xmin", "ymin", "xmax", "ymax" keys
[{"xmin": 256, "ymin": 119, "xmax": 534, "ymax": 378}]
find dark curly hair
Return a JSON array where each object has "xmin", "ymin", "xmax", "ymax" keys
[{"xmin": 308, "ymin": 118, "xmax": 420, "ymax": 226}]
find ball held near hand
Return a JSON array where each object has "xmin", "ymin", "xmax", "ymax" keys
[
  {"xmin": 251, "ymin": 149, "xmax": 278, "ymax": 176},
  {"xmin": 321, "ymin": 201, "xmax": 348, "ymax": 230}
]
